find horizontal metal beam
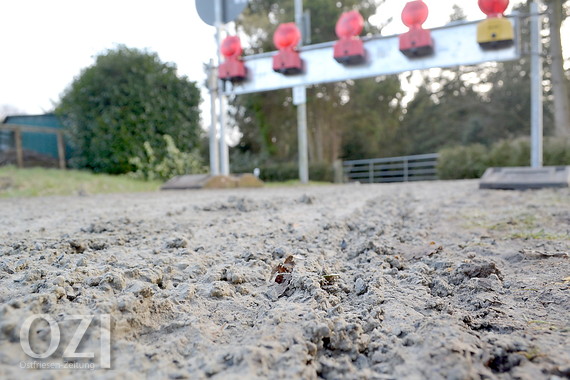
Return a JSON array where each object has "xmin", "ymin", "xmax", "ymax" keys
[{"xmin": 225, "ymin": 17, "xmax": 520, "ymax": 95}]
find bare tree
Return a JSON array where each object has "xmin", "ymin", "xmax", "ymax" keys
[{"xmin": 545, "ymin": 0, "xmax": 570, "ymax": 137}]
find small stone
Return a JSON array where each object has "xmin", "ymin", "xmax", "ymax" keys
[
  {"xmin": 165, "ymin": 237, "xmax": 189, "ymax": 249},
  {"xmin": 355, "ymin": 278, "xmax": 368, "ymax": 295},
  {"xmin": 23, "ymin": 269, "xmax": 43, "ymax": 282},
  {"xmin": 100, "ymin": 272, "xmax": 126, "ymax": 291},
  {"xmin": 69, "ymin": 240, "xmax": 87, "ymax": 253},
  {"xmin": 431, "ymin": 278, "xmax": 454, "ymax": 297},
  {"xmin": 299, "ymin": 194, "xmax": 315, "ymax": 204},
  {"xmin": 54, "ymin": 286, "xmax": 66, "ymax": 299},
  {"xmin": 224, "ymin": 268, "xmax": 246, "ymax": 284},
  {"xmin": 130, "ymin": 282, "xmax": 154, "ymax": 298},
  {"xmin": 273, "ymin": 247, "xmax": 287, "ymax": 259},
  {"xmin": 14, "ymin": 259, "xmax": 28, "ymax": 272},
  {"xmin": 209, "ymin": 282, "xmax": 233, "ymax": 298},
  {"xmin": 65, "ymin": 285, "xmax": 77, "ymax": 300},
  {"xmin": 76, "ymin": 257, "xmax": 87, "ymax": 267},
  {"xmin": 0, "ymin": 262, "xmax": 14, "ymax": 274}
]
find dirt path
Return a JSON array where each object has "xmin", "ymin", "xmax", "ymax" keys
[{"xmin": 0, "ymin": 180, "xmax": 569, "ymax": 379}]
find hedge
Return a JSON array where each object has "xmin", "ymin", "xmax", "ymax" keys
[
  {"xmin": 437, "ymin": 137, "xmax": 570, "ymax": 179},
  {"xmin": 234, "ymin": 162, "xmax": 334, "ymax": 182}
]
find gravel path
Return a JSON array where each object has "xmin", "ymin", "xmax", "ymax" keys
[{"xmin": 0, "ymin": 180, "xmax": 569, "ymax": 379}]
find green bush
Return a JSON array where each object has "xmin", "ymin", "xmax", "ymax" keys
[
  {"xmin": 544, "ymin": 138, "xmax": 570, "ymax": 165},
  {"xmin": 487, "ymin": 138, "xmax": 531, "ymax": 167},
  {"xmin": 57, "ymin": 46, "xmax": 202, "ymax": 174},
  {"xmin": 437, "ymin": 137, "xmax": 570, "ymax": 179},
  {"xmin": 437, "ymin": 144, "xmax": 488, "ymax": 179},
  {"xmin": 129, "ymin": 135, "xmax": 205, "ymax": 181}
]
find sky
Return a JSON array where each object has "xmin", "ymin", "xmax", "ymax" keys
[{"xmin": 0, "ymin": 0, "xmax": 567, "ymax": 128}]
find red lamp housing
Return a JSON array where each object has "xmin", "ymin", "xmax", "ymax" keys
[
  {"xmin": 334, "ymin": 10, "xmax": 366, "ymax": 65},
  {"xmin": 272, "ymin": 23, "xmax": 303, "ymax": 75},
  {"xmin": 399, "ymin": 0, "xmax": 434, "ymax": 58},
  {"xmin": 218, "ymin": 36, "xmax": 247, "ymax": 83},
  {"xmin": 478, "ymin": 0, "xmax": 509, "ymax": 18}
]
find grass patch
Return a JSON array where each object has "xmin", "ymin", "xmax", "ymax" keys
[
  {"xmin": 510, "ymin": 230, "xmax": 570, "ymax": 241},
  {"xmin": 487, "ymin": 213, "xmax": 538, "ymax": 232},
  {"xmin": 458, "ymin": 209, "xmax": 568, "ymax": 242},
  {"xmin": 0, "ymin": 166, "xmax": 161, "ymax": 198}
]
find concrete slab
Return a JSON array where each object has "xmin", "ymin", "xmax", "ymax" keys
[
  {"xmin": 161, "ymin": 174, "xmax": 264, "ymax": 190},
  {"xmin": 161, "ymin": 174, "xmax": 211, "ymax": 190},
  {"xmin": 479, "ymin": 166, "xmax": 570, "ymax": 190}
]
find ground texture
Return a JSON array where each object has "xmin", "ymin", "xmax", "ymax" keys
[{"xmin": 0, "ymin": 180, "xmax": 569, "ymax": 379}]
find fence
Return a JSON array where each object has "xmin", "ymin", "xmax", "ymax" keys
[
  {"xmin": 0, "ymin": 124, "xmax": 66, "ymax": 169},
  {"xmin": 342, "ymin": 153, "xmax": 439, "ymax": 183}
]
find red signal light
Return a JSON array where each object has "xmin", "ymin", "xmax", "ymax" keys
[
  {"xmin": 478, "ymin": 0, "xmax": 509, "ymax": 18},
  {"xmin": 273, "ymin": 23, "xmax": 301, "ymax": 50},
  {"xmin": 399, "ymin": 0, "xmax": 434, "ymax": 58},
  {"xmin": 336, "ymin": 10, "xmax": 364, "ymax": 39},
  {"xmin": 401, "ymin": 0, "xmax": 429, "ymax": 29},
  {"xmin": 219, "ymin": 35, "xmax": 246, "ymax": 83},
  {"xmin": 221, "ymin": 36, "xmax": 243, "ymax": 58},
  {"xmin": 334, "ymin": 10, "xmax": 366, "ymax": 65},
  {"xmin": 272, "ymin": 23, "xmax": 303, "ymax": 75}
]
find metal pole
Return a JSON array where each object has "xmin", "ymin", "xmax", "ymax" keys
[
  {"xmin": 208, "ymin": 59, "xmax": 220, "ymax": 176},
  {"xmin": 295, "ymin": 0, "xmax": 309, "ymax": 184},
  {"xmin": 530, "ymin": 1, "xmax": 543, "ymax": 168},
  {"xmin": 215, "ymin": 0, "xmax": 230, "ymax": 175}
]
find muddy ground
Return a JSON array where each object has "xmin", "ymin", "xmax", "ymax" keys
[{"xmin": 0, "ymin": 180, "xmax": 568, "ymax": 379}]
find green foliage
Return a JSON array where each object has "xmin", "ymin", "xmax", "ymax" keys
[
  {"xmin": 57, "ymin": 46, "xmax": 202, "ymax": 174},
  {"xmin": 230, "ymin": 0, "xmax": 566, "ymax": 170},
  {"xmin": 129, "ymin": 135, "xmax": 205, "ymax": 181},
  {"xmin": 437, "ymin": 144, "xmax": 490, "ymax": 179},
  {"xmin": 232, "ymin": 0, "xmax": 398, "ymax": 165},
  {"xmin": 255, "ymin": 163, "xmax": 333, "ymax": 182},
  {"xmin": 437, "ymin": 138, "xmax": 570, "ymax": 179},
  {"xmin": 231, "ymin": 157, "xmax": 334, "ymax": 183}
]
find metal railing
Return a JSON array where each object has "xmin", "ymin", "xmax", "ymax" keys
[{"xmin": 343, "ymin": 153, "xmax": 439, "ymax": 183}]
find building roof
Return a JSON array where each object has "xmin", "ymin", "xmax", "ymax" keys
[{"xmin": 2, "ymin": 113, "xmax": 62, "ymax": 129}]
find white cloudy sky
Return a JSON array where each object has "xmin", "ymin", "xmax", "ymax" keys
[{"xmin": 0, "ymin": 0, "xmax": 567, "ymax": 127}]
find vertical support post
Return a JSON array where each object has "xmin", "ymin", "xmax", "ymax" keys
[
  {"xmin": 403, "ymin": 158, "xmax": 409, "ymax": 182},
  {"xmin": 333, "ymin": 159, "xmax": 343, "ymax": 183},
  {"xmin": 296, "ymin": 94, "xmax": 309, "ymax": 184},
  {"xmin": 295, "ymin": 0, "xmax": 309, "ymax": 184},
  {"xmin": 215, "ymin": 0, "xmax": 230, "ymax": 175},
  {"xmin": 369, "ymin": 162, "xmax": 373, "ymax": 184},
  {"xmin": 56, "ymin": 132, "xmax": 66, "ymax": 170},
  {"xmin": 530, "ymin": 1, "xmax": 543, "ymax": 168},
  {"xmin": 208, "ymin": 59, "xmax": 220, "ymax": 176},
  {"xmin": 14, "ymin": 128, "xmax": 23, "ymax": 168}
]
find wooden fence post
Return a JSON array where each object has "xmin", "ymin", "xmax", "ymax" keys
[
  {"xmin": 56, "ymin": 132, "xmax": 66, "ymax": 170},
  {"xmin": 14, "ymin": 128, "xmax": 23, "ymax": 168}
]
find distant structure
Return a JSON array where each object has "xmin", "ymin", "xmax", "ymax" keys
[{"xmin": 0, "ymin": 114, "xmax": 69, "ymax": 169}]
